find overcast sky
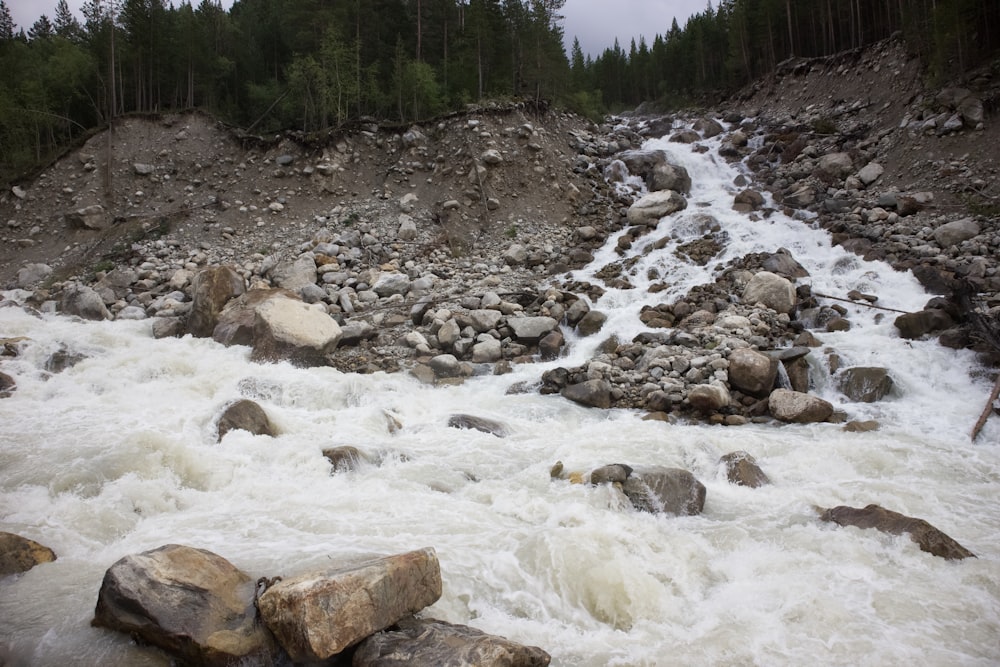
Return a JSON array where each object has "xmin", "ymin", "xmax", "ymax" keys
[{"xmin": 7, "ymin": 0, "xmax": 704, "ymax": 58}]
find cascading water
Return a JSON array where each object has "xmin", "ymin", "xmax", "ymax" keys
[{"xmin": 1, "ymin": 119, "xmax": 998, "ymax": 667}]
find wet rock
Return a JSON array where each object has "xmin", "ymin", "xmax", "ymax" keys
[
  {"xmin": 429, "ymin": 354, "xmax": 469, "ymax": 379},
  {"xmin": 762, "ymin": 250, "xmax": 808, "ymax": 279},
  {"xmin": 843, "ymin": 420, "xmax": 880, "ymax": 432},
  {"xmin": 92, "ymin": 544, "xmax": 277, "ymax": 665},
  {"xmin": 818, "ymin": 504, "xmax": 975, "ymax": 560},
  {"xmin": 188, "ymin": 266, "xmax": 247, "ymax": 338},
  {"xmin": 742, "ymin": 271, "xmax": 796, "ymax": 314},
  {"xmin": 768, "ymin": 389, "xmax": 833, "ymax": 423},
  {"xmin": 216, "ymin": 398, "xmax": 275, "ymax": 441},
  {"xmin": 727, "ymin": 348, "xmax": 778, "ymax": 397},
  {"xmin": 894, "ymin": 309, "xmax": 954, "ymax": 339},
  {"xmin": 733, "ymin": 189, "xmax": 765, "ymax": 211},
  {"xmin": 322, "ymin": 445, "xmax": 370, "ymax": 472},
  {"xmin": 60, "ymin": 284, "xmax": 111, "ymax": 321},
  {"xmin": 837, "ymin": 367, "xmax": 894, "ymax": 403},
  {"xmin": 626, "ymin": 190, "xmax": 687, "ymax": 226},
  {"xmin": 354, "ymin": 617, "xmax": 551, "ymax": 667},
  {"xmin": 561, "ymin": 379, "xmax": 613, "ymax": 409},
  {"xmin": 648, "ymin": 162, "xmax": 691, "ymax": 195},
  {"xmin": 257, "ymin": 548, "xmax": 442, "ymax": 663},
  {"xmin": 719, "ymin": 451, "xmax": 770, "ymax": 488},
  {"xmin": 447, "ymin": 414, "xmax": 508, "ymax": 437},
  {"xmin": 0, "ymin": 532, "xmax": 56, "ymax": 576},
  {"xmin": 538, "ymin": 329, "xmax": 565, "ymax": 360},
  {"xmin": 687, "ymin": 383, "xmax": 731, "ymax": 412},
  {"xmin": 0, "ymin": 370, "xmax": 14, "ymax": 397},
  {"xmin": 507, "ymin": 316, "xmax": 558, "ymax": 343},
  {"xmin": 622, "ymin": 467, "xmax": 706, "ymax": 515},
  {"xmin": 576, "ymin": 310, "xmax": 607, "ymax": 337},
  {"xmin": 589, "ymin": 463, "xmax": 633, "ymax": 485}
]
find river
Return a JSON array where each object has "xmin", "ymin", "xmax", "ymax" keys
[{"xmin": 1, "ymin": 119, "xmax": 998, "ymax": 666}]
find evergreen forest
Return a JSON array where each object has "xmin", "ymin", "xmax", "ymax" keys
[{"xmin": 1, "ymin": 0, "xmax": 998, "ymax": 186}]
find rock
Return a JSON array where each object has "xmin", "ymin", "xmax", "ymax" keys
[
  {"xmin": 353, "ymin": 617, "xmax": 551, "ymax": 667},
  {"xmin": 733, "ymin": 189, "xmax": 765, "ymax": 211},
  {"xmin": 0, "ymin": 371, "xmax": 15, "ymax": 398},
  {"xmin": 188, "ymin": 266, "xmax": 246, "ymax": 338},
  {"xmin": 216, "ymin": 399, "xmax": 275, "ymax": 441},
  {"xmin": 66, "ymin": 204, "xmax": 109, "ymax": 230},
  {"xmin": 152, "ymin": 317, "xmax": 186, "ymax": 339},
  {"xmin": 627, "ymin": 190, "xmax": 687, "ymax": 226},
  {"xmin": 480, "ymin": 148, "xmax": 503, "ymax": 165},
  {"xmin": 818, "ymin": 152, "xmax": 854, "ymax": 179},
  {"xmin": 15, "ymin": 263, "xmax": 52, "ymax": 288},
  {"xmin": 819, "ymin": 504, "xmax": 975, "ymax": 560},
  {"xmin": 60, "ymin": 284, "xmax": 111, "ymax": 320},
  {"xmin": 538, "ymin": 329, "xmax": 564, "ymax": 359},
  {"xmin": 471, "ymin": 338, "xmax": 502, "ymax": 362},
  {"xmin": 397, "ymin": 214, "xmax": 417, "ymax": 241},
  {"xmin": 429, "ymin": 354, "xmax": 463, "ymax": 378},
  {"xmin": 727, "ymin": 348, "xmax": 777, "ymax": 397},
  {"xmin": 507, "ymin": 316, "xmax": 558, "ymax": 343},
  {"xmin": 648, "ymin": 162, "xmax": 691, "ymax": 194},
  {"xmin": 576, "ymin": 310, "xmax": 607, "ymax": 337},
  {"xmin": 322, "ymin": 446, "xmax": 370, "ymax": 471},
  {"xmin": 11, "ymin": 185, "xmax": 26, "ymax": 199},
  {"xmin": 837, "ymin": 367, "xmax": 894, "ymax": 402},
  {"xmin": 783, "ymin": 183, "xmax": 815, "ymax": 208},
  {"xmin": 622, "ymin": 467, "xmax": 706, "ymax": 515},
  {"xmin": 894, "ymin": 309, "xmax": 954, "ymax": 339},
  {"xmin": 257, "ymin": 548, "xmax": 442, "ymax": 663},
  {"xmin": 843, "ymin": 420, "xmax": 880, "ymax": 432},
  {"xmin": 92, "ymin": 544, "xmax": 277, "ymax": 665},
  {"xmin": 561, "ymin": 379, "xmax": 612, "ymax": 409},
  {"xmin": 503, "ymin": 243, "xmax": 528, "ymax": 265},
  {"xmin": 447, "ymin": 414, "xmax": 508, "ymax": 437},
  {"xmin": 469, "ymin": 309, "xmax": 504, "ymax": 332},
  {"xmin": 589, "ymin": 463, "xmax": 633, "ymax": 485},
  {"xmin": 959, "ymin": 96, "xmax": 984, "ymax": 127},
  {"xmin": 687, "ymin": 384, "xmax": 731, "ymax": 412},
  {"xmin": 857, "ymin": 162, "xmax": 883, "ymax": 186},
  {"xmin": 436, "ymin": 319, "xmax": 461, "ymax": 349},
  {"xmin": 693, "ymin": 117, "xmax": 723, "ymax": 137},
  {"xmin": 669, "ymin": 129, "xmax": 700, "ymax": 143},
  {"xmin": 270, "ymin": 255, "xmax": 318, "ymax": 294},
  {"xmin": 768, "ymin": 388, "xmax": 833, "ymax": 423},
  {"xmin": 742, "ymin": 271, "xmax": 796, "ymax": 314},
  {"xmin": 932, "ymin": 218, "xmax": 979, "ymax": 247},
  {"xmin": 399, "ymin": 192, "xmax": 419, "ymax": 213},
  {"xmin": 0, "ymin": 532, "xmax": 56, "ymax": 576},
  {"xmin": 251, "ymin": 294, "xmax": 342, "ymax": 366},
  {"xmin": 372, "ymin": 272, "xmax": 411, "ymax": 298},
  {"xmin": 132, "ymin": 163, "xmax": 155, "ymax": 175},
  {"xmin": 720, "ymin": 451, "xmax": 770, "ymax": 488},
  {"xmin": 762, "ymin": 250, "xmax": 808, "ymax": 278}
]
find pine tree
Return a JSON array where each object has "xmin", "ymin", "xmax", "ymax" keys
[
  {"xmin": 0, "ymin": 1, "xmax": 15, "ymax": 41},
  {"xmin": 29, "ymin": 15, "xmax": 55, "ymax": 41},
  {"xmin": 54, "ymin": 0, "xmax": 82, "ymax": 40}
]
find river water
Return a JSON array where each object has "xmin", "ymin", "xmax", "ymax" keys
[{"xmin": 1, "ymin": 121, "xmax": 998, "ymax": 666}]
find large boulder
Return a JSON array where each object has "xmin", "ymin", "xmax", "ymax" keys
[
  {"xmin": 92, "ymin": 544, "xmax": 277, "ymax": 666},
  {"xmin": 932, "ymin": 218, "xmax": 980, "ymax": 247},
  {"xmin": 837, "ymin": 367, "xmax": 894, "ymax": 403},
  {"xmin": 0, "ymin": 532, "xmax": 56, "ymax": 576},
  {"xmin": 251, "ymin": 293, "xmax": 342, "ymax": 365},
  {"xmin": 622, "ymin": 467, "xmax": 706, "ymax": 515},
  {"xmin": 719, "ymin": 451, "xmax": 770, "ymax": 488},
  {"xmin": 0, "ymin": 371, "xmax": 15, "ymax": 398},
  {"xmin": 507, "ymin": 316, "xmax": 558, "ymax": 344},
  {"xmin": 561, "ymin": 379, "xmax": 613, "ymax": 409},
  {"xmin": 372, "ymin": 272, "xmax": 411, "ymax": 298},
  {"xmin": 60, "ymin": 284, "xmax": 111, "ymax": 321},
  {"xmin": 354, "ymin": 617, "xmax": 551, "ymax": 667},
  {"xmin": 894, "ymin": 309, "xmax": 954, "ymax": 339},
  {"xmin": 819, "ymin": 504, "xmax": 975, "ymax": 560},
  {"xmin": 648, "ymin": 162, "xmax": 691, "ymax": 194},
  {"xmin": 270, "ymin": 255, "xmax": 318, "ymax": 294},
  {"xmin": 742, "ymin": 271, "xmax": 796, "ymax": 314},
  {"xmin": 15, "ymin": 263, "xmax": 52, "ymax": 289},
  {"xmin": 188, "ymin": 266, "xmax": 247, "ymax": 338},
  {"xmin": 66, "ymin": 204, "xmax": 109, "ymax": 230},
  {"xmin": 727, "ymin": 348, "xmax": 778, "ymax": 397},
  {"xmin": 818, "ymin": 152, "xmax": 854, "ymax": 179},
  {"xmin": 447, "ymin": 413, "xmax": 508, "ymax": 437},
  {"xmin": 257, "ymin": 548, "xmax": 442, "ymax": 663},
  {"xmin": 768, "ymin": 388, "xmax": 833, "ymax": 423},
  {"xmin": 687, "ymin": 383, "xmax": 731, "ymax": 412},
  {"xmin": 626, "ymin": 190, "xmax": 688, "ymax": 226}
]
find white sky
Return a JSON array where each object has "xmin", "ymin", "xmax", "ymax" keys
[{"xmin": 7, "ymin": 0, "xmax": 704, "ymax": 58}]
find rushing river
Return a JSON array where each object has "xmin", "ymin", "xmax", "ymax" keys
[{"xmin": 1, "ymin": 121, "xmax": 999, "ymax": 666}]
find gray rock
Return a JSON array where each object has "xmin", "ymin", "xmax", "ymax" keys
[
  {"xmin": 251, "ymin": 295, "xmax": 342, "ymax": 366},
  {"xmin": 66, "ymin": 204, "xmax": 109, "ymax": 230},
  {"xmin": 471, "ymin": 338, "xmax": 502, "ymax": 362},
  {"xmin": 857, "ymin": 162, "xmax": 884, "ymax": 186},
  {"xmin": 16, "ymin": 263, "xmax": 52, "ymax": 288},
  {"xmin": 216, "ymin": 399, "xmax": 275, "ymax": 441},
  {"xmin": 322, "ymin": 446, "xmax": 371, "ymax": 472},
  {"xmin": 257, "ymin": 548, "xmax": 442, "ymax": 663},
  {"xmin": 720, "ymin": 451, "xmax": 770, "ymax": 488},
  {"xmin": 894, "ymin": 309, "xmax": 954, "ymax": 339},
  {"xmin": 60, "ymin": 284, "xmax": 111, "ymax": 320},
  {"xmin": 933, "ymin": 218, "xmax": 979, "ymax": 247},
  {"xmin": 469, "ymin": 309, "xmax": 503, "ymax": 333},
  {"xmin": 447, "ymin": 414, "xmax": 508, "ymax": 437},
  {"xmin": 622, "ymin": 467, "xmax": 706, "ymax": 515},
  {"xmin": 188, "ymin": 266, "xmax": 248, "ymax": 338},
  {"xmin": 734, "ymin": 189, "xmax": 765, "ymax": 211},
  {"xmin": 627, "ymin": 190, "xmax": 687, "ymax": 226},
  {"xmin": 727, "ymin": 348, "xmax": 777, "ymax": 397},
  {"xmin": 0, "ymin": 371, "xmax": 13, "ymax": 398},
  {"xmin": 503, "ymin": 244, "xmax": 528, "ymax": 265},
  {"xmin": 429, "ymin": 354, "xmax": 463, "ymax": 378},
  {"xmin": 507, "ymin": 316, "xmax": 558, "ymax": 343},
  {"xmin": 742, "ymin": 271, "xmax": 796, "ymax": 314},
  {"xmin": 768, "ymin": 389, "xmax": 833, "ymax": 423},
  {"xmin": 819, "ymin": 504, "xmax": 975, "ymax": 560},
  {"xmin": 589, "ymin": 463, "xmax": 633, "ymax": 485},
  {"xmin": 561, "ymin": 379, "xmax": 612, "ymax": 409},
  {"xmin": 270, "ymin": 255, "xmax": 318, "ymax": 293},
  {"xmin": 818, "ymin": 152, "xmax": 854, "ymax": 178},
  {"xmin": 0, "ymin": 532, "xmax": 56, "ymax": 576},
  {"xmin": 687, "ymin": 384, "xmax": 731, "ymax": 412},
  {"xmin": 92, "ymin": 544, "xmax": 277, "ymax": 665},
  {"xmin": 353, "ymin": 617, "xmax": 551, "ymax": 667},
  {"xmin": 132, "ymin": 163, "xmax": 155, "ymax": 175},
  {"xmin": 397, "ymin": 214, "xmax": 417, "ymax": 241},
  {"xmin": 837, "ymin": 367, "xmax": 894, "ymax": 402},
  {"xmin": 437, "ymin": 319, "xmax": 461, "ymax": 348},
  {"xmin": 576, "ymin": 310, "xmax": 607, "ymax": 337},
  {"xmin": 372, "ymin": 272, "xmax": 411, "ymax": 298},
  {"xmin": 783, "ymin": 183, "xmax": 816, "ymax": 208},
  {"xmin": 648, "ymin": 162, "xmax": 691, "ymax": 194}
]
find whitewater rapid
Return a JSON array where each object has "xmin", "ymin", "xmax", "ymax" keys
[{"xmin": 1, "ymin": 120, "xmax": 998, "ymax": 666}]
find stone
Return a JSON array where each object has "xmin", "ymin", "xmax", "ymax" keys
[
  {"xmin": 480, "ymin": 149, "xmax": 503, "ymax": 165},
  {"xmin": 469, "ymin": 309, "xmax": 504, "ymax": 333},
  {"xmin": 397, "ymin": 214, "xmax": 417, "ymax": 241},
  {"xmin": 60, "ymin": 284, "xmax": 111, "ymax": 320},
  {"xmin": 561, "ymin": 379, "xmax": 613, "ymax": 409},
  {"xmin": 742, "ymin": 271, "xmax": 796, "ymax": 314},
  {"xmin": 727, "ymin": 348, "xmax": 777, "ymax": 397},
  {"xmin": 576, "ymin": 310, "xmax": 607, "ymax": 337},
  {"xmin": 564, "ymin": 298, "xmax": 591, "ymax": 326},
  {"xmin": 648, "ymin": 162, "xmax": 691, "ymax": 194},
  {"xmin": 257, "ymin": 548, "xmax": 442, "ymax": 663},
  {"xmin": 92, "ymin": 544, "xmax": 277, "ymax": 665},
  {"xmin": 353, "ymin": 617, "xmax": 551, "ymax": 667},
  {"xmin": 429, "ymin": 354, "xmax": 463, "ymax": 378},
  {"xmin": 819, "ymin": 504, "xmax": 975, "ymax": 560},
  {"xmin": 837, "ymin": 367, "xmax": 894, "ymax": 403},
  {"xmin": 627, "ymin": 190, "xmax": 687, "ymax": 226},
  {"xmin": 959, "ymin": 96, "xmax": 984, "ymax": 128},
  {"xmin": 768, "ymin": 388, "xmax": 833, "ymax": 423},
  {"xmin": 622, "ymin": 467, "xmax": 706, "ymax": 515},
  {"xmin": 720, "ymin": 451, "xmax": 770, "ymax": 488},
  {"xmin": 270, "ymin": 255, "xmax": 318, "ymax": 294},
  {"xmin": 216, "ymin": 399, "xmax": 275, "ymax": 441},
  {"xmin": 0, "ymin": 532, "xmax": 56, "ymax": 576},
  {"xmin": 133, "ymin": 163, "xmax": 155, "ymax": 175},
  {"xmin": 372, "ymin": 272, "xmax": 411, "ymax": 298},
  {"xmin": 733, "ymin": 189, "xmax": 765, "ymax": 211},
  {"xmin": 589, "ymin": 463, "xmax": 633, "ymax": 485},
  {"xmin": 471, "ymin": 338, "xmax": 502, "ymax": 363},
  {"xmin": 693, "ymin": 117, "xmax": 723, "ymax": 137},
  {"xmin": 436, "ymin": 319, "xmax": 461, "ymax": 349},
  {"xmin": 507, "ymin": 316, "xmax": 558, "ymax": 343},
  {"xmin": 447, "ymin": 414, "xmax": 508, "ymax": 437},
  {"xmin": 67, "ymin": 204, "xmax": 109, "ymax": 230},
  {"xmin": 857, "ymin": 162, "xmax": 884, "ymax": 186},
  {"xmin": 894, "ymin": 309, "xmax": 954, "ymax": 339},
  {"xmin": 762, "ymin": 251, "xmax": 808, "ymax": 279},
  {"xmin": 0, "ymin": 371, "xmax": 15, "ymax": 398},
  {"xmin": 538, "ymin": 328, "xmax": 564, "ymax": 359},
  {"xmin": 16, "ymin": 263, "xmax": 52, "ymax": 288},
  {"xmin": 322, "ymin": 446, "xmax": 370, "ymax": 472},
  {"xmin": 687, "ymin": 384, "xmax": 731, "ymax": 412},
  {"xmin": 251, "ymin": 295, "xmax": 342, "ymax": 366},
  {"xmin": 783, "ymin": 184, "xmax": 815, "ymax": 208},
  {"xmin": 932, "ymin": 218, "xmax": 979, "ymax": 247},
  {"xmin": 188, "ymin": 266, "xmax": 246, "ymax": 338},
  {"xmin": 818, "ymin": 152, "xmax": 854, "ymax": 178},
  {"xmin": 843, "ymin": 420, "xmax": 880, "ymax": 432}
]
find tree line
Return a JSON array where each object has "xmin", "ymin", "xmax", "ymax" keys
[{"xmin": 1, "ymin": 0, "xmax": 997, "ymax": 186}]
